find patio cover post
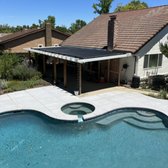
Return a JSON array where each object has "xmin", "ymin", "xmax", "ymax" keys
[
  {"xmin": 118, "ymin": 58, "xmax": 121, "ymax": 86},
  {"xmin": 53, "ymin": 58, "xmax": 57, "ymax": 84},
  {"xmin": 43, "ymin": 55, "xmax": 46, "ymax": 75},
  {"xmin": 98, "ymin": 61, "xmax": 101, "ymax": 79},
  {"xmin": 28, "ymin": 51, "xmax": 31, "ymax": 58},
  {"xmin": 64, "ymin": 60, "xmax": 67, "ymax": 87},
  {"xmin": 78, "ymin": 63, "xmax": 82, "ymax": 95},
  {"xmin": 107, "ymin": 60, "xmax": 110, "ymax": 82}
]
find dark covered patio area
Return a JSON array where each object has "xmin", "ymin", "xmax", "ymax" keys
[{"xmin": 26, "ymin": 46, "xmax": 132, "ymax": 95}]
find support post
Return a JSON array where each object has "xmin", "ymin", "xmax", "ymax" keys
[
  {"xmin": 28, "ymin": 51, "xmax": 31, "ymax": 58},
  {"xmin": 53, "ymin": 58, "xmax": 57, "ymax": 84},
  {"xmin": 118, "ymin": 58, "xmax": 121, "ymax": 86},
  {"xmin": 78, "ymin": 64, "xmax": 82, "ymax": 95},
  {"xmin": 64, "ymin": 60, "xmax": 67, "ymax": 87},
  {"xmin": 107, "ymin": 60, "xmax": 110, "ymax": 82},
  {"xmin": 43, "ymin": 55, "xmax": 46, "ymax": 76},
  {"xmin": 98, "ymin": 61, "xmax": 101, "ymax": 80}
]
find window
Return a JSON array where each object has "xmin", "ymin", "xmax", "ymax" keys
[{"xmin": 143, "ymin": 54, "xmax": 162, "ymax": 68}]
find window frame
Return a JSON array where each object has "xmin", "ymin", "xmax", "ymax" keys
[{"xmin": 143, "ymin": 54, "xmax": 163, "ymax": 69}]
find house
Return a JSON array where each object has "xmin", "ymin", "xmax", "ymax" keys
[
  {"xmin": 27, "ymin": 5, "xmax": 168, "ymax": 94},
  {"xmin": 0, "ymin": 24, "xmax": 70, "ymax": 54}
]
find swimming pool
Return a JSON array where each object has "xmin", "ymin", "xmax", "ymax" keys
[{"xmin": 0, "ymin": 109, "xmax": 168, "ymax": 168}]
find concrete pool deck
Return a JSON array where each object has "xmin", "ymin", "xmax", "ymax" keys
[{"xmin": 0, "ymin": 86, "xmax": 168, "ymax": 121}]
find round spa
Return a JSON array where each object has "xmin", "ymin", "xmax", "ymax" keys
[{"xmin": 61, "ymin": 102, "xmax": 95, "ymax": 115}]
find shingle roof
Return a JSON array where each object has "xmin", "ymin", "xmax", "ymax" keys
[
  {"xmin": 62, "ymin": 5, "xmax": 168, "ymax": 53},
  {"xmin": 0, "ymin": 28, "xmax": 70, "ymax": 44}
]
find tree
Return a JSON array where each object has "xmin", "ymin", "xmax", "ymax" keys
[
  {"xmin": 69, "ymin": 20, "xmax": 87, "ymax": 34},
  {"xmin": 93, "ymin": 0, "xmax": 114, "ymax": 14},
  {"xmin": 56, "ymin": 25, "xmax": 70, "ymax": 34},
  {"xmin": 15, "ymin": 25, "xmax": 24, "ymax": 32},
  {"xmin": 160, "ymin": 42, "xmax": 168, "ymax": 58},
  {"xmin": 115, "ymin": 0, "xmax": 148, "ymax": 12},
  {"xmin": 30, "ymin": 23, "xmax": 39, "ymax": 29},
  {"xmin": 0, "ymin": 24, "xmax": 15, "ymax": 33},
  {"xmin": 39, "ymin": 15, "xmax": 56, "ymax": 29}
]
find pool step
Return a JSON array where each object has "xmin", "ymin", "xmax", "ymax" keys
[
  {"xmin": 96, "ymin": 112, "xmax": 132, "ymax": 126},
  {"xmin": 131, "ymin": 115, "xmax": 162, "ymax": 123},
  {"xmin": 136, "ymin": 110, "xmax": 156, "ymax": 117},
  {"xmin": 123, "ymin": 118, "xmax": 167, "ymax": 130},
  {"xmin": 96, "ymin": 112, "xmax": 161, "ymax": 126}
]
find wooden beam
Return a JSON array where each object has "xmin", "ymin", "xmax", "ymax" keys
[
  {"xmin": 53, "ymin": 58, "xmax": 57, "ymax": 84},
  {"xmin": 107, "ymin": 60, "xmax": 110, "ymax": 82},
  {"xmin": 64, "ymin": 60, "xmax": 67, "ymax": 87},
  {"xmin": 118, "ymin": 58, "xmax": 121, "ymax": 86},
  {"xmin": 43, "ymin": 55, "xmax": 46, "ymax": 75}
]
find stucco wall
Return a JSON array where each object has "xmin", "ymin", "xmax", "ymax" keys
[
  {"xmin": 136, "ymin": 27, "xmax": 168, "ymax": 78},
  {"xmin": 120, "ymin": 56, "xmax": 135, "ymax": 82}
]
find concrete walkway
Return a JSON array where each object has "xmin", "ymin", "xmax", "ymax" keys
[{"xmin": 0, "ymin": 86, "xmax": 168, "ymax": 121}]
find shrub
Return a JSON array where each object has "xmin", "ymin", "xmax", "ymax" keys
[
  {"xmin": 12, "ymin": 64, "xmax": 42, "ymax": 80},
  {"xmin": 0, "ymin": 53, "xmax": 23, "ymax": 79},
  {"xmin": 159, "ymin": 89, "xmax": 167, "ymax": 99},
  {"xmin": 148, "ymin": 75, "xmax": 166, "ymax": 90},
  {"xmin": 140, "ymin": 78, "xmax": 148, "ymax": 89},
  {"xmin": 0, "ymin": 79, "xmax": 8, "ymax": 89}
]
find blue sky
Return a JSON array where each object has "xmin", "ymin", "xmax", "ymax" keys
[{"xmin": 0, "ymin": 0, "xmax": 167, "ymax": 27}]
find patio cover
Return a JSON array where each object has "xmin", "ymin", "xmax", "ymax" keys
[{"xmin": 25, "ymin": 46, "xmax": 132, "ymax": 63}]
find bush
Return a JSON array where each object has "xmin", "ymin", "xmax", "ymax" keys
[
  {"xmin": 140, "ymin": 78, "xmax": 148, "ymax": 89},
  {"xmin": 0, "ymin": 53, "xmax": 23, "ymax": 79},
  {"xmin": 0, "ymin": 79, "xmax": 8, "ymax": 89},
  {"xmin": 12, "ymin": 64, "xmax": 42, "ymax": 80},
  {"xmin": 148, "ymin": 75, "xmax": 166, "ymax": 90},
  {"xmin": 159, "ymin": 89, "xmax": 167, "ymax": 99}
]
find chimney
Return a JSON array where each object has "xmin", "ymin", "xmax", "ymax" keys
[
  {"xmin": 107, "ymin": 15, "xmax": 116, "ymax": 51},
  {"xmin": 45, "ymin": 22, "xmax": 52, "ymax": 46}
]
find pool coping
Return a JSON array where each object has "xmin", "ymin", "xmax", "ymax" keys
[{"xmin": 0, "ymin": 86, "xmax": 168, "ymax": 121}]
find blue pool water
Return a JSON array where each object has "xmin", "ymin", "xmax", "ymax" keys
[{"xmin": 0, "ymin": 109, "xmax": 168, "ymax": 168}]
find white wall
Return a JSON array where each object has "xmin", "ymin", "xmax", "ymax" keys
[
  {"xmin": 120, "ymin": 56, "xmax": 135, "ymax": 82},
  {"xmin": 136, "ymin": 25, "xmax": 168, "ymax": 78}
]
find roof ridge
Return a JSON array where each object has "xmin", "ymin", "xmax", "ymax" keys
[
  {"xmin": 0, "ymin": 28, "xmax": 44, "ymax": 44},
  {"xmin": 105, "ymin": 4, "xmax": 168, "ymax": 15},
  {"xmin": 52, "ymin": 28, "xmax": 71, "ymax": 37},
  {"xmin": 0, "ymin": 27, "xmax": 70, "ymax": 44}
]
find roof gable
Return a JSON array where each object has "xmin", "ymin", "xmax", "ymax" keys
[
  {"xmin": 62, "ymin": 5, "xmax": 168, "ymax": 53},
  {"xmin": 0, "ymin": 28, "xmax": 70, "ymax": 44}
]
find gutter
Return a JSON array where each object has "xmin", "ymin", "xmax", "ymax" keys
[{"xmin": 25, "ymin": 48, "xmax": 132, "ymax": 64}]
